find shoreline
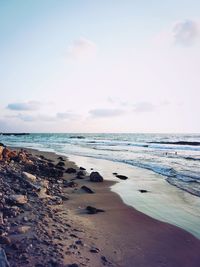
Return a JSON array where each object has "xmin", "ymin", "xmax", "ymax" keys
[{"xmin": 2, "ymin": 146, "xmax": 199, "ymax": 266}]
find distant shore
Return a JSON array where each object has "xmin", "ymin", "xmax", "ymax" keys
[{"xmin": 1, "ymin": 145, "xmax": 200, "ymax": 266}]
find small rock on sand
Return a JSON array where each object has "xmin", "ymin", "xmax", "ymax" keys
[
  {"xmin": 116, "ymin": 174, "xmax": 128, "ymax": 180},
  {"xmin": 81, "ymin": 186, "xmax": 95, "ymax": 194},
  {"xmin": 86, "ymin": 206, "xmax": 105, "ymax": 214},
  {"xmin": 90, "ymin": 172, "xmax": 104, "ymax": 182}
]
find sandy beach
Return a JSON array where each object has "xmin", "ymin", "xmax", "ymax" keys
[{"xmin": 0, "ymin": 146, "xmax": 200, "ymax": 267}]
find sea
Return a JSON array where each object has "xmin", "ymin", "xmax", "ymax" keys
[{"xmin": 1, "ymin": 133, "xmax": 200, "ymax": 197}]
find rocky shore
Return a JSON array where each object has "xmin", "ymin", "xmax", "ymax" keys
[
  {"xmin": 1, "ymin": 145, "xmax": 200, "ymax": 267},
  {"xmin": 0, "ymin": 145, "xmax": 110, "ymax": 267}
]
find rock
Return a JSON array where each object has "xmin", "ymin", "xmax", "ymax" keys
[
  {"xmin": 81, "ymin": 186, "xmax": 94, "ymax": 194},
  {"xmin": 65, "ymin": 168, "xmax": 76, "ymax": 174},
  {"xmin": 112, "ymin": 172, "xmax": 118, "ymax": 175},
  {"xmin": 86, "ymin": 206, "xmax": 105, "ymax": 214},
  {"xmin": 22, "ymin": 172, "xmax": 37, "ymax": 183},
  {"xmin": 90, "ymin": 247, "xmax": 100, "ymax": 253},
  {"xmin": 64, "ymin": 181, "xmax": 78, "ymax": 188},
  {"xmin": 2, "ymin": 148, "xmax": 11, "ymax": 160},
  {"xmin": 56, "ymin": 161, "xmax": 65, "ymax": 167},
  {"xmin": 0, "ymin": 212, "xmax": 4, "ymax": 224},
  {"xmin": 57, "ymin": 156, "xmax": 65, "ymax": 161},
  {"xmin": 67, "ymin": 264, "xmax": 79, "ymax": 267},
  {"xmin": 79, "ymin": 167, "xmax": 86, "ymax": 170},
  {"xmin": 0, "ymin": 146, "xmax": 4, "ymax": 160},
  {"xmin": 48, "ymin": 196, "xmax": 63, "ymax": 205},
  {"xmin": 76, "ymin": 171, "xmax": 85, "ymax": 177},
  {"xmin": 89, "ymin": 172, "xmax": 104, "ymax": 182},
  {"xmin": 75, "ymin": 240, "xmax": 83, "ymax": 246},
  {"xmin": 0, "ymin": 248, "xmax": 10, "ymax": 267},
  {"xmin": 16, "ymin": 226, "xmax": 31, "ymax": 234},
  {"xmin": 139, "ymin": 189, "xmax": 148, "ymax": 193},
  {"xmin": 7, "ymin": 195, "xmax": 28, "ymax": 205},
  {"xmin": 116, "ymin": 174, "xmax": 128, "ymax": 180},
  {"xmin": 0, "ymin": 236, "xmax": 11, "ymax": 245}
]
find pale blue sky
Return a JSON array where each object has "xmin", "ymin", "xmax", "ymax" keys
[{"xmin": 0, "ymin": 0, "xmax": 200, "ymax": 132}]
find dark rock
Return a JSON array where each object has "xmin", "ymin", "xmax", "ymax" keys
[
  {"xmin": 79, "ymin": 167, "xmax": 86, "ymax": 170},
  {"xmin": 0, "ymin": 236, "xmax": 11, "ymax": 245},
  {"xmin": 139, "ymin": 189, "xmax": 148, "ymax": 193},
  {"xmin": 57, "ymin": 156, "xmax": 65, "ymax": 161},
  {"xmin": 70, "ymin": 136, "xmax": 85, "ymax": 139},
  {"xmin": 65, "ymin": 168, "xmax": 77, "ymax": 174},
  {"xmin": 116, "ymin": 174, "xmax": 128, "ymax": 180},
  {"xmin": 90, "ymin": 247, "xmax": 100, "ymax": 253},
  {"xmin": 90, "ymin": 172, "xmax": 103, "ymax": 182},
  {"xmin": 64, "ymin": 181, "xmax": 78, "ymax": 188},
  {"xmin": 76, "ymin": 171, "xmax": 85, "ymax": 177},
  {"xmin": 112, "ymin": 172, "xmax": 118, "ymax": 175},
  {"xmin": 67, "ymin": 264, "xmax": 79, "ymax": 267},
  {"xmin": 56, "ymin": 161, "xmax": 65, "ymax": 167},
  {"xmin": 86, "ymin": 206, "xmax": 105, "ymax": 214},
  {"xmin": 81, "ymin": 186, "xmax": 94, "ymax": 194}
]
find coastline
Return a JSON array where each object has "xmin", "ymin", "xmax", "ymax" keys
[{"xmin": 1, "ymin": 146, "xmax": 199, "ymax": 267}]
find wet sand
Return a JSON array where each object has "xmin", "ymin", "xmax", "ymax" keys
[{"xmin": 28, "ymin": 149, "xmax": 200, "ymax": 267}]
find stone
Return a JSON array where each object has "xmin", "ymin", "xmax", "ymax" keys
[
  {"xmin": 0, "ymin": 212, "xmax": 4, "ymax": 224},
  {"xmin": 79, "ymin": 167, "xmax": 86, "ymax": 170},
  {"xmin": 67, "ymin": 264, "xmax": 79, "ymax": 267},
  {"xmin": 48, "ymin": 196, "xmax": 63, "ymax": 205},
  {"xmin": 57, "ymin": 156, "xmax": 65, "ymax": 161},
  {"xmin": 0, "ymin": 236, "xmax": 11, "ymax": 245},
  {"xmin": 16, "ymin": 226, "xmax": 31, "ymax": 234},
  {"xmin": 65, "ymin": 168, "xmax": 76, "ymax": 174},
  {"xmin": 139, "ymin": 189, "xmax": 148, "ymax": 193},
  {"xmin": 81, "ymin": 186, "xmax": 94, "ymax": 194},
  {"xmin": 7, "ymin": 195, "xmax": 28, "ymax": 205},
  {"xmin": 0, "ymin": 248, "xmax": 10, "ymax": 267},
  {"xmin": 86, "ymin": 206, "xmax": 105, "ymax": 214},
  {"xmin": 89, "ymin": 172, "xmax": 103, "ymax": 182},
  {"xmin": 64, "ymin": 181, "xmax": 78, "ymax": 188},
  {"xmin": 56, "ymin": 161, "xmax": 65, "ymax": 167},
  {"xmin": 116, "ymin": 174, "xmax": 128, "ymax": 180},
  {"xmin": 22, "ymin": 172, "xmax": 37, "ymax": 183},
  {"xmin": 2, "ymin": 148, "xmax": 11, "ymax": 160},
  {"xmin": 76, "ymin": 171, "xmax": 85, "ymax": 177},
  {"xmin": 90, "ymin": 247, "xmax": 100, "ymax": 253}
]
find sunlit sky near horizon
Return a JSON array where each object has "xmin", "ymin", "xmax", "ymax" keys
[{"xmin": 0, "ymin": 0, "xmax": 200, "ymax": 133}]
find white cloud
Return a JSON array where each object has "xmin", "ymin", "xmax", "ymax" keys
[
  {"xmin": 89, "ymin": 108, "xmax": 125, "ymax": 118},
  {"xmin": 6, "ymin": 112, "xmax": 80, "ymax": 122},
  {"xmin": 67, "ymin": 37, "xmax": 97, "ymax": 61},
  {"xmin": 133, "ymin": 102, "xmax": 156, "ymax": 113},
  {"xmin": 173, "ymin": 19, "xmax": 200, "ymax": 46},
  {"xmin": 7, "ymin": 101, "xmax": 41, "ymax": 111}
]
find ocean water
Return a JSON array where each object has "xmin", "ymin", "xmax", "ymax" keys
[{"xmin": 1, "ymin": 133, "xmax": 200, "ymax": 197}]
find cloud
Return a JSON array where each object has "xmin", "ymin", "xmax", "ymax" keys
[
  {"xmin": 7, "ymin": 112, "xmax": 80, "ymax": 122},
  {"xmin": 172, "ymin": 19, "xmax": 200, "ymax": 46},
  {"xmin": 67, "ymin": 37, "xmax": 97, "ymax": 61},
  {"xmin": 133, "ymin": 102, "xmax": 156, "ymax": 113},
  {"xmin": 56, "ymin": 112, "xmax": 80, "ymax": 120},
  {"xmin": 7, "ymin": 101, "xmax": 41, "ymax": 111},
  {"xmin": 89, "ymin": 108, "xmax": 125, "ymax": 118}
]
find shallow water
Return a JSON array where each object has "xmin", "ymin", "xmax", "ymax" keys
[{"xmin": 1, "ymin": 133, "xmax": 200, "ymax": 197}]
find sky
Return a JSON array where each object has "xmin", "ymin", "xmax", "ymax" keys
[{"xmin": 0, "ymin": 0, "xmax": 200, "ymax": 133}]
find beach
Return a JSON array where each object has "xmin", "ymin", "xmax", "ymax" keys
[{"xmin": 1, "ymin": 146, "xmax": 200, "ymax": 267}]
